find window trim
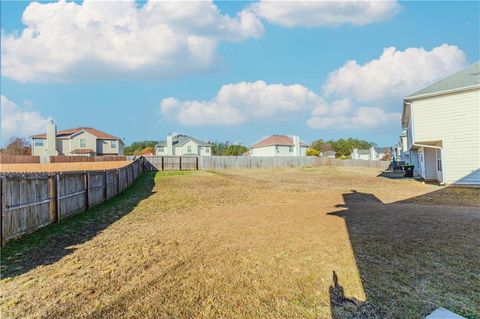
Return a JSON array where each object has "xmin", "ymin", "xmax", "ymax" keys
[{"xmin": 80, "ymin": 139, "xmax": 87, "ymax": 148}]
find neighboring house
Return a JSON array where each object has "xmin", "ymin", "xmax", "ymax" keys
[
  {"xmin": 320, "ymin": 151, "xmax": 336, "ymax": 158},
  {"xmin": 155, "ymin": 134, "xmax": 211, "ymax": 156},
  {"xmin": 402, "ymin": 61, "xmax": 480, "ymax": 185},
  {"xmin": 374, "ymin": 147, "xmax": 392, "ymax": 160},
  {"xmin": 31, "ymin": 121, "xmax": 124, "ymax": 156},
  {"xmin": 351, "ymin": 147, "xmax": 390, "ymax": 160},
  {"xmin": 249, "ymin": 135, "xmax": 308, "ymax": 157},
  {"xmin": 352, "ymin": 149, "xmax": 372, "ymax": 160},
  {"xmin": 392, "ymin": 131, "xmax": 409, "ymax": 163}
]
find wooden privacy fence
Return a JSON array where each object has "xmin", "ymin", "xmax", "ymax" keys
[
  {"xmin": 143, "ymin": 156, "xmax": 198, "ymax": 171},
  {"xmin": 316, "ymin": 157, "xmax": 391, "ymax": 170},
  {"xmin": 143, "ymin": 156, "xmax": 390, "ymax": 171},
  {"xmin": 197, "ymin": 156, "xmax": 319, "ymax": 170},
  {"xmin": 0, "ymin": 155, "xmax": 40, "ymax": 164},
  {"xmin": 0, "ymin": 157, "xmax": 144, "ymax": 244},
  {"xmin": 50, "ymin": 155, "xmax": 127, "ymax": 163}
]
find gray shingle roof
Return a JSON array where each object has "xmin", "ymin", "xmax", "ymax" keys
[
  {"xmin": 156, "ymin": 134, "xmax": 210, "ymax": 147},
  {"xmin": 407, "ymin": 61, "xmax": 480, "ymax": 99}
]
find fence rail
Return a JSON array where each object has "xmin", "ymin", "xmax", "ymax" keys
[{"xmin": 0, "ymin": 157, "xmax": 144, "ymax": 245}]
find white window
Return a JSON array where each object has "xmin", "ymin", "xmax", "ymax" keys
[
  {"xmin": 289, "ymin": 146, "xmax": 293, "ymax": 152},
  {"xmin": 111, "ymin": 140, "xmax": 117, "ymax": 148},
  {"xmin": 276, "ymin": 146, "xmax": 279, "ymax": 153},
  {"xmin": 157, "ymin": 146, "xmax": 164, "ymax": 153},
  {"xmin": 187, "ymin": 145, "xmax": 192, "ymax": 153},
  {"xmin": 206, "ymin": 147, "xmax": 210, "ymax": 154},
  {"xmin": 80, "ymin": 139, "xmax": 86, "ymax": 148},
  {"xmin": 34, "ymin": 139, "xmax": 44, "ymax": 147}
]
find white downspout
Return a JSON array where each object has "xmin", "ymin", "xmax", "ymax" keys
[{"xmin": 413, "ymin": 143, "xmax": 445, "ymax": 185}]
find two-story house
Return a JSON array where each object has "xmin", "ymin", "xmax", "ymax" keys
[
  {"xmin": 155, "ymin": 134, "xmax": 211, "ymax": 156},
  {"xmin": 401, "ymin": 61, "xmax": 479, "ymax": 185},
  {"xmin": 249, "ymin": 135, "xmax": 308, "ymax": 157},
  {"xmin": 31, "ymin": 121, "xmax": 124, "ymax": 156}
]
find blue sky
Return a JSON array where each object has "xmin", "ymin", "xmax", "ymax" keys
[{"xmin": 1, "ymin": 1, "xmax": 479, "ymax": 147}]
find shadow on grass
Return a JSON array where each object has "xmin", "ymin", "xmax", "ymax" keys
[
  {"xmin": 0, "ymin": 171, "xmax": 156, "ymax": 279},
  {"xmin": 328, "ymin": 189, "xmax": 480, "ymax": 319}
]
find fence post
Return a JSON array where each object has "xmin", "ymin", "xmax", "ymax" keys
[
  {"xmin": 117, "ymin": 169, "xmax": 120, "ymax": 195},
  {"xmin": 196, "ymin": 156, "xmax": 199, "ymax": 170},
  {"xmin": 48, "ymin": 174, "xmax": 58, "ymax": 223},
  {"xmin": 104, "ymin": 170, "xmax": 108, "ymax": 200},
  {"xmin": 179, "ymin": 156, "xmax": 182, "ymax": 171},
  {"xmin": 161, "ymin": 156, "xmax": 164, "ymax": 171},
  {"xmin": 0, "ymin": 176, "xmax": 5, "ymax": 246},
  {"xmin": 85, "ymin": 172, "xmax": 90, "ymax": 210},
  {"xmin": 56, "ymin": 174, "xmax": 61, "ymax": 222}
]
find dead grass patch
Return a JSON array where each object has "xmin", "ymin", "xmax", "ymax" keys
[{"xmin": 1, "ymin": 167, "xmax": 478, "ymax": 318}]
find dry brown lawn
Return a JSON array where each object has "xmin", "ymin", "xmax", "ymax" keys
[
  {"xmin": 0, "ymin": 161, "xmax": 132, "ymax": 173},
  {"xmin": 1, "ymin": 167, "xmax": 479, "ymax": 319}
]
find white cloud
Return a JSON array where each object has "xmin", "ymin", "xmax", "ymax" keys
[
  {"xmin": 306, "ymin": 44, "xmax": 466, "ymax": 129},
  {"xmin": 160, "ymin": 80, "xmax": 324, "ymax": 126},
  {"xmin": 308, "ymin": 104, "xmax": 399, "ymax": 129},
  {"xmin": 1, "ymin": 95, "xmax": 52, "ymax": 143},
  {"xmin": 1, "ymin": 0, "xmax": 263, "ymax": 82},
  {"xmin": 323, "ymin": 44, "xmax": 467, "ymax": 103},
  {"xmin": 252, "ymin": 0, "xmax": 401, "ymax": 27}
]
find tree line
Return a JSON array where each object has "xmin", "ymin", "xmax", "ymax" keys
[{"xmin": 308, "ymin": 138, "xmax": 376, "ymax": 157}]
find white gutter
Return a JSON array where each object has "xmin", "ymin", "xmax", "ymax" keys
[{"xmin": 413, "ymin": 143, "xmax": 445, "ymax": 185}]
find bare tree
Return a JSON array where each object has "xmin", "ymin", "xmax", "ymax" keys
[{"xmin": 4, "ymin": 137, "xmax": 32, "ymax": 155}]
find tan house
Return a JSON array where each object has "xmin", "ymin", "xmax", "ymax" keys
[
  {"xmin": 402, "ymin": 61, "xmax": 479, "ymax": 185},
  {"xmin": 31, "ymin": 121, "xmax": 124, "ymax": 157}
]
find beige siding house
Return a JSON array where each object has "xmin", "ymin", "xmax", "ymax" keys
[
  {"xmin": 155, "ymin": 134, "xmax": 211, "ymax": 156},
  {"xmin": 250, "ymin": 135, "xmax": 308, "ymax": 157},
  {"xmin": 31, "ymin": 122, "xmax": 124, "ymax": 156},
  {"xmin": 402, "ymin": 61, "xmax": 480, "ymax": 185}
]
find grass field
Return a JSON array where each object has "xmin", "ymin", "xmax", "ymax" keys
[
  {"xmin": 0, "ymin": 161, "xmax": 132, "ymax": 173},
  {"xmin": 1, "ymin": 167, "xmax": 479, "ymax": 319}
]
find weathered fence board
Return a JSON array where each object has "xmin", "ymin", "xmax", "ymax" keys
[
  {"xmin": 143, "ymin": 156, "xmax": 198, "ymax": 171},
  {"xmin": 1, "ymin": 158, "xmax": 144, "ymax": 244},
  {"xmin": 106, "ymin": 170, "xmax": 118, "ymax": 200},
  {"xmin": 1, "ymin": 174, "xmax": 52, "ymax": 242},
  {"xmin": 58, "ymin": 172, "xmax": 87, "ymax": 220},
  {"xmin": 88, "ymin": 171, "xmax": 106, "ymax": 207}
]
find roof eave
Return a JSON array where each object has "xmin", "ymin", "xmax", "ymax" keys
[{"xmin": 405, "ymin": 84, "xmax": 480, "ymax": 101}]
